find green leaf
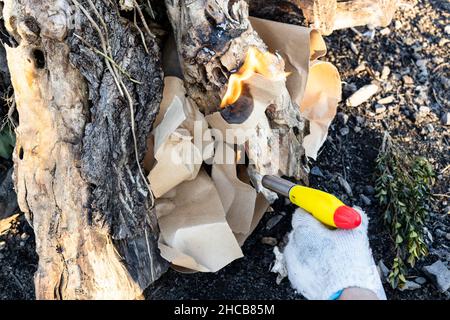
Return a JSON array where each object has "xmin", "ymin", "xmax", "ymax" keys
[
  {"xmin": 395, "ymin": 234, "xmax": 403, "ymax": 244},
  {"xmin": 393, "ymin": 268, "xmax": 399, "ymax": 276},
  {"xmin": 0, "ymin": 126, "xmax": 15, "ymax": 159},
  {"xmin": 407, "ymin": 255, "xmax": 415, "ymax": 267}
]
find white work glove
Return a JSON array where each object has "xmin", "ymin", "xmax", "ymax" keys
[{"xmin": 284, "ymin": 207, "xmax": 386, "ymax": 300}]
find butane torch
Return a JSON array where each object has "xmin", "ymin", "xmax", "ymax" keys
[{"xmin": 262, "ymin": 175, "xmax": 361, "ymax": 229}]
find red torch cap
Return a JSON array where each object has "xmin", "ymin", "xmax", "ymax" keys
[{"xmin": 333, "ymin": 206, "xmax": 362, "ymax": 229}]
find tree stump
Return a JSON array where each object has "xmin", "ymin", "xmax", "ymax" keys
[
  {"xmin": 165, "ymin": 0, "xmax": 309, "ymax": 196},
  {"xmin": 3, "ymin": 0, "xmax": 167, "ymax": 299}
]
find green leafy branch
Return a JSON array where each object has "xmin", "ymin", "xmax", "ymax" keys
[{"xmin": 375, "ymin": 133, "xmax": 434, "ymax": 289}]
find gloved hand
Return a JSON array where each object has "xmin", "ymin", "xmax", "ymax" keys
[{"xmin": 284, "ymin": 207, "xmax": 386, "ymax": 300}]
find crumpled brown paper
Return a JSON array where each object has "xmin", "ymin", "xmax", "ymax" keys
[
  {"xmin": 156, "ymin": 169, "xmax": 243, "ymax": 272},
  {"xmin": 145, "ymin": 17, "xmax": 341, "ymax": 273},
  {"xmin": 250, "ymin": 17, "xmax": 341, "ymax": 160},
  {"xmin": 212, "ymin": 142, "xmax": 257, "ymax": 235},
  {"xmin": 300, "ymin": 61, "xmax": 341, "ymax": 159},
  {"xmin": 148, "ymin": 77, "xmax": 213, "ymax": 198},
  {"xmin": 149, "ymin": 96, "xmax": 201, "ymax": 198}
]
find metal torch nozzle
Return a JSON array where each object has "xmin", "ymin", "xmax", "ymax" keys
[{"xmin": 262, "ymin": 175, "xmax": 295, "ymax": 198}]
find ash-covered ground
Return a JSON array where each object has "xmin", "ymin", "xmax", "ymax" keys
[{"xmin": 0, "ymin": 0, "xmax": 448, "ymax": 300}]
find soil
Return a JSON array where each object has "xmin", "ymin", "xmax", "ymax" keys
[{"xmin": 0, "ymin": 0, "xmax": 448, "ymax": 300}]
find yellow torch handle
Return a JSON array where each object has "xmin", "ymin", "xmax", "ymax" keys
[{"xmin": 289, "ymin": 185, "xmax": 345, "ymax": 228}]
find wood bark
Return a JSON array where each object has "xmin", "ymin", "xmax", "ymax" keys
[
  {"xmin": 166, "ymin": 0, "xmax": 266, "ymax": 115},
  {"xmin": 165, "ymin": 0, "xmax": 309, "ymax": 197},
  {"xmin": 3, "ymin": 0, "xmax": 167, "ymax": 299},
  {"xmin": 247, "ymin": 0, "xmax": 306, "ymax": 26}
]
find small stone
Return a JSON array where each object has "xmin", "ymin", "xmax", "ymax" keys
[
  {"xmin": 439, "ymin": 38, "xmax": 449, "ymax": 47},
  {"xmin": 403, "ymin": 75, "xmax": 414, "ymax": 85},
  {"xmin": 375, "ymin": 104, "xmax": 386, "ymax": 114},
  {"xmin": 356, "ymin": 116, "xmax": 365, "ymax": 126},
  {"xmin": 405, "ymin": 37, "xmax": 415, "ymax": 46},
  {"xmin": 261, "ymin": 237, "xmax": 278, "ymax": 246},
  {"xmin": 20, "ymin": 233, "xmax": 29, "ymax": 241},
  {"xmin": 380, "ymin": 27, "xmax": 390, "ymax": 36},
  {"xmin": 441, "ymin": 112, "xmax": 450, "ymax": 126},
  {"xmin": 381, "ymin": 66, "xmax": 391, "ymax": 80},
  {"xmin": 350, "ymin": 42, "xmax": 359, "ymax": 55},
  {"xmin": 360, "ymin": 194, "xmax": 372, "ymax": 206},
  {"xmin": 426, "ymin": 124, "xmax": 434, "ymax": 133},
  {"xmin": 347, "ymin": 84, "xmax": 379, "ymax": 107},
  {"xmin": 338, "ymin": 176, "xmax": 353, "ymax": 196},
  {"xmin": 343, "ymin": 82, "xmax": 357, "ymax": 94},
  {"xmin": 19, "ymin": 241, "xmax": 25, "ymax": 247},
  {"xmin": 266, "ymin": 215, "xmax": 283, "ymax": 230},
  {"xmin": 340, "ymin": 127, "xmax": 350, "ymax": 136},
  {"xmin": 377, "ymin": 96, "xmax": 395, "ymax": 105},
  {"xmin": 446, "ymin": 233, "xmax": 450, "ymax": 241},
  {"xmin": 415, "ymin": 277, "xmax": 427, "ymax": 285},
  {"xmin": 445, "ymin": 25, "xmax": 450, "ymax": 34},
  {"xmin": 433, "ymin": 57, "xmax": 444, "ymax": 64},
  {"xmin": 378, "ymin": 260, "xmax": 389, "ymax": 282},
  {"xmin": 363, "ymin": 29, "xmax": 375, "ymax": 40},
  {"xmin": 416, "ymin": 59, "xmax": 428, "ymax": 68},
  {"xmin": 364, "ymin": 185, "xmax": 375, "ymax": 195},
  {"xmin": 0, "ymin": 241, "xmax": 6, "ymax": 251},
  {"xmin": 392, "ymin": 73, "xmax": 402, "ymax": 81},
  {"xmin": 311, "ymin": 166, "xmax": 324, "ymax": 178},
  {"xmin": 384, "ymin": 82, "xmax": 394, "ymax": 92},
  {"xmin": 425, "ymin": 227, "xmax": 434, "ymax": 243},
  {"xmin": 400, "ymin": 280, "xmax": 421, "ymax": 291},
  {"xmin": 394, "ymin": 21, "xmax": 402, "ymax": 29},
  {"xmin": 354, "ymin": 126, "xmax": 361, "ymax": 133},
  {"xmin": 419, "ymin": 106, "xmax": 430, "ymax": 114},
  {"xmin": 388, "ymin": 104, "xmax": 398, "ymax": 113},
  {"xmin": 423, "ymin": 260, "xmax": 450, "ymax": 292},
  {"xmin": 337, "ymin": 112, "xmax": 349, "ymax": 125},
  {"xmin": 354, "ymin": 63, "xmax": 366, "ymax": 73}
]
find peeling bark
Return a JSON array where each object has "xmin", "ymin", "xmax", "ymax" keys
[
  {"xmin": 3, "ymin": 0, "xmax": 167, "ymax": 299},
  {"xmin": 166, "ymin": 0, "xmax": 266, "ymax": 115}
]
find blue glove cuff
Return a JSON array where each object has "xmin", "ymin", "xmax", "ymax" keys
[{"xmin": 329, "ymin": 289, "xmax": 344, "ymax": 300}]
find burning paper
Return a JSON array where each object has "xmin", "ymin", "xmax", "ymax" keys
[
  {"xmin": 220, "ymin": 46, "xmax": 289, "ymax": 108},
  {"xmin": 145, "ymin": 17, "xmax": 341, "ymax": 273},
  {"xmin": 250, "ymin": 17, "xmax": 341, "ymax": 160},
  {"xmin": 205, "ymin": 47, "xmax": 292, "ymax": 201}
]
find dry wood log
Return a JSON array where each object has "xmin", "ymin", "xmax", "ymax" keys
[
  {"xmin": 333, "ymin": 0, "xmax": 398, "ymax": 31},
  {"xmin": 2, "ymin": 0, "xmax": 167, "ymax": 299},
  {"xmin": 289, "ymin": 0, "xmax": 398, "ymax": 35},
  {"xmin": 165, "ymin": 0, "xmax": 309, "ymax": 198},
  {"xmin": 291, "ymin": 0, "xmax": 336, "ymax": 35}
]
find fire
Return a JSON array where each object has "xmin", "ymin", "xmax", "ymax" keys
[{"xmin": 220, "ymin": 47, "xmax": 288, "ymax": 108}]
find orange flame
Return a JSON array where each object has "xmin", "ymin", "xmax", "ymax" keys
[{"xmin": 220, "ymin": 47, "xmax": 288, "ymax": 108}]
